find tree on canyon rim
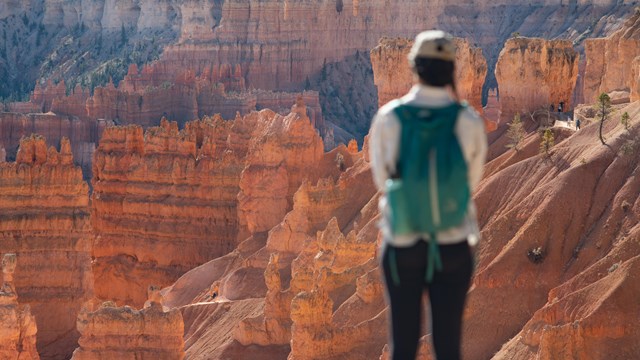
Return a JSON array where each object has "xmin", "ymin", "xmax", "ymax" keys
[
  {"xmin": 596, "ymin": 92, "xmax": 611, "ymax": 145},
  {"xmin": 506, "ymin": 113, "xmax": 525, "ymax": 151},
  {"xmin": 539, "ymin": 128, "xmax": 555, "ymax": 157}
]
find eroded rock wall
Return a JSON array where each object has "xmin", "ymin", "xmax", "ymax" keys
[
  {"xmin": 0, "ymin": 112, "xmax": 109, "ymax": 175},
  {"xmin": 495, "ymin": 38, "xmax": 579, "ymax": 121},
  {"xmin": 159, "ymin": 96, "xmax": 640, "ymax": 360},
  {"xmin": 237, "ymin": 99, "xmax": 324, "ymax": 239},
  {"xmin": 72, "ymin": 302, "xmax": 185, "ymax": 360},
  {"xmin": 0, "ymin": 253, "xmax": 39, "ymax": 360},
  {"xmin": 0, "ymin": 136, "xmax": 93, "ymax": 359},
  {"xmin": 10, "ymin": 65, "xmax": 325, "ymax": 136},
  {"xmin": 92, "ymin": 99, "xmax": 326, "ymax": 307},
  {"xmin": 91, "ymin": 117, "xmax": 245, "ymax": 307},
  {"xmin": 583, "ymin": 12, "xmax": 640, "ymax": 103},
  {"xmin": 161, "ymin": 142, "xmax": 381, "ymax": 359},
  {"xmin": 3, "ymin": 0, "xmax": 636, "ymax": 147}
]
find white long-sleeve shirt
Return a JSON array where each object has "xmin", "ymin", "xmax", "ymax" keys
[{"xmin": 369, "ymin": 84, "xmax": 488, "ymax": 246}]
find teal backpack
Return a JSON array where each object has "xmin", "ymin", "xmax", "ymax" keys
[{"xmin": 385, "ymin": 101, "xmax": 470, "ymax": 283}]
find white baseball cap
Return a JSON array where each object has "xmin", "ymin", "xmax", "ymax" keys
[{"xmin": 408, "ymin": 30, "xmax": 456, "ymax": 63}]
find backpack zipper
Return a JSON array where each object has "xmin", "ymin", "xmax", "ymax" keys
[{"xmin": 429, "ymin": 148, "xmax": 441, "ymax": 227}]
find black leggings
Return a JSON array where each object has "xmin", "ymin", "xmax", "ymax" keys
[{"xmin": 382, "ymin": 240, "xmax": 473, "ymax": 360}]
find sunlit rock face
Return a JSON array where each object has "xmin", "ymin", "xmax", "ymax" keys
[
  {"xmin": 463, "ymin": 100, "xmax": 640, "ymax": 360},
  {"xmin": 0, "ymin": 136, "xmax": 94, "ymax": 359},
  {"xmin": 584, "ymin": 12, "xmax": 640, "ymax": 104},
  {"xmin": 91, "ymin": 99, "xmax": 325, "ymax": 308},
  {"xmin": 71, "ymin": 299, "xmax": 185, "ymax": 360},
  {"xmin": 161, "ymin": 100, "xmax": 640, "ymax": 360},
  {"xmin": 495, "ymin": 37, "xmax": 579, "ymax": 121},
  {"xmin": 91, "ymin": 118, "xmax": 245, "ymax": 307}
]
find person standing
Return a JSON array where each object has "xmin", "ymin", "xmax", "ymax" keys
[{"xmin": 369, "ymin": 31, "xmax": 487, "ymax": 360}]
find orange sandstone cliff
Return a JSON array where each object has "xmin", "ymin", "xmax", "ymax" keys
[
  {"xmin": 237, "ymin": 98, "xmax": 325, "ymax": 239},
  {"xmin": 0, "ymin": 136, "xmax": 94, "ymax": 359},
  {"xmin": 0, "ymin": 253, "xmax": 39, "ymax": 360},
  {"xmin": 0, "ymin": 112, "xmax": 110, "ymax": 176},
  {"xmin": 495, "ymin": 37, "xmax": 579, "ymax": 122},
  {"xmin": 91, "ymin": 118, "xmax": 245, "ymax": 307},
  {"xmin": 160, "ymin": 140, "xmax": 380, "ymax": 359},
  {"xmin": 1, "ymin": 103, "xmax": 637, "ymax": 359},
  {"xmin": 153, "ymin": 95, "xmax": 640, "ymax": 360},
  {"xmin": 92, "ymin": 99, "xmax": 325, "ymax": 308},
  {"xmin": 15, "ymin": 69, "xmax": 325, "ymax": 134},
  {"xmin": 584, "ymin": 12, "xmax": 640, "ymax": 104},
  {"xmin": 71, "ymin": 288, "xmax": 185, "ymax": 360}
]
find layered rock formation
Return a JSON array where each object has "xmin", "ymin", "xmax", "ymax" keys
[
  {"xmin": 237, "ymin": 98, "xmax": 325, "ymax": 239},
  {"xmin": 2, "ymin": 3, "xmax": 640, "ymax": 359},
  {"xmin": 160, "ymin": 141, "xmax": 382, "ymax": 359},
  {"xmin": 234, "ymin": 155, "xmax": 379, "ymax": 351},
  {"xmin": 0, "ymin": 136, "xmax": 94, "ymax": 359},
  {"xmin": 10, "ymin": 68, "xmax": 324, "ymax": 133},
  {"xmin": 91, "ymin": 118, "xmax": 245, "ymax": 307},
  {"xmin": 92, "ymin": 99, "xmax": 326, "ymax": 307},
  {"xmin": 0, "ymin": 254, "xmax": 39, "ymax": 360},
  {"xmin": 494, "ymin": 250, "xmax": 640, "ymax": 359},
  {"xmin": 158, "ymin": 96, "xmax": 640, "ymax": 360},
  {"xmin": 369, "ymin": 38, "xmax": 414, "ymax": 108},
  {"xmin": 0, "ymin": 112, "xmax": 110, "ymax": 175},
  {"xmin": 3, "ymin": 0, "xmax": 636, "ymax": 148},
  {"xmin": 584, "ymin": 11, "xmax": 640, "ymax": 104},
  {"xmin": 287, "ymin": 218, "xmax": 385, "ymax": 360},
  {"xmin": 72, "ymin": 296, "xmax": 185, "ymax": 360},
  {"xmin": 370, "ymin": 37, "xmax": 487, "ymax": 113},
  {"xmin": 495, "ymin": 37, "xmax": 579, "ymax": 121},
  {"xmin": 158, "ymin": 0, "xmax": 633, "ymax": 94}
]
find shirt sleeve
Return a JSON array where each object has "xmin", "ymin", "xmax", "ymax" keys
[
  {"xmin": 369, "ymin": 108, "xmax": 401, "ymax": 191},
  {"xmin": 456, "ymin": 107, "xmax": 488, "ymax": 192}
]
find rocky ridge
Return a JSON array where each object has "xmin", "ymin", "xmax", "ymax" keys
[
  {"xmin": 464, "ymin": 100, "xmax": 640, "ymax": 359},
  {"xmin": 495, "ymin": 37, "xmax": 579, "ymax": 122},
  {"xmin": 71, "ymin": 287, "xmax": 185, "ymax": 360},
  {"xmin": 2, "ymin": 1, "xmax": 634, "ymax": 145},
  {"xmin": 0, "ymin": 253, "xmax": 39, "ymax": 360},
  {"xmin": 584, "ymin": 11, "xmax": 640, "ymax": 104},
  {"xmin": 9, "ymin": 68, "xmax": 324, "ymax": 134},
  {"xmin": 0, "ymin": 136, "xmax": 93, "ymax": 359},
  {"xmin": 156, "ymin": 98, "xmax": 640, "ymax": 359},
  {"xmin": 92, "ymin": 99, "xmax": 325, "ymax": 308},
  {"xmin": 0, "ymin": 111, "xmax": 110, "ymax": 177},
  {"xmin": 0, "ymin": 3, "xmax": 640, "ymax": 359}
]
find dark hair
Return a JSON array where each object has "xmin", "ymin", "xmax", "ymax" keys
[{"xmin": 413, "ymin": 57, "xmax": 455, "ymax": 88}]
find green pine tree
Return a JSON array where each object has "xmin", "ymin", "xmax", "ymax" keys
[
  {"xmin": 506, "ymin": 113, "xmax": 525, "ymax": 151},
  {"xmin": 621, "ymin": 112, "xmax": 630, "ymax": 131},
  {"xmin": 539, "ymin": 128, "xmax": 555, "ymax": 156}
]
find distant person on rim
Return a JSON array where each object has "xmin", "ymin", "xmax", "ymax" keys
[{"xmin": 369, "ymin": 30, "xmax": 487, "ymax": 360}]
